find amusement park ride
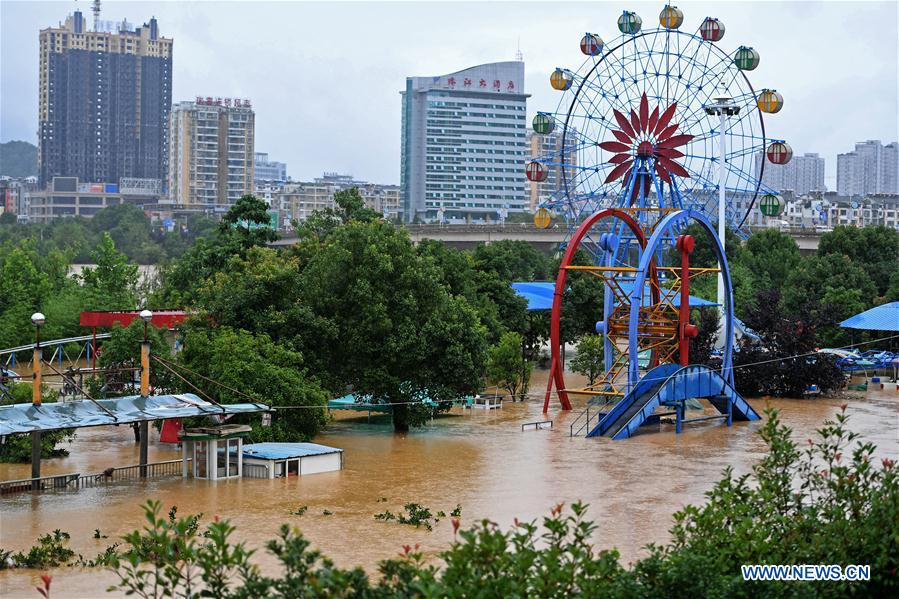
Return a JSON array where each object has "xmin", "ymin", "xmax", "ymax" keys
[{"xmin": 529, "ymin": 5, "xmax": 791, "ymax": 438}]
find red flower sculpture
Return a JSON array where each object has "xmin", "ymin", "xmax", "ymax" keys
[{"xmin": 599, "ymin": 92, "xmax": 693, "ymax": 202}]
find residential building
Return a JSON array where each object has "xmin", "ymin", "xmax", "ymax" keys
[
  {"xmin": 836, "ymin": 140, "xmax": 899, "ymax": 195},
  {"xmin": 755, "ymin": 152, "xmax": 825, "ymax": 196},
  {"xmin": 279, "ymin": 173, "xmax": 400, "ymax": 225},
  {"xmin": 400, "ymin": 61, "xmax": 529, "ymax": 223},
  {"xmin": 27, "ymin": 176, "xmax": 161, "ymax": 222},
  {"xmin": 167, "ymin": 97, "xmax": 255, "ymax": 205},
  {"xmin": 1, "ymin": 177, "xmax": 39, "ymax": 220},
  {"xmin": 254, "ymin": 153, "xmax": 287, "ymax": 183},
  {"xmin": 38, "ymin": 10, "xmax": 173, "ymax": 187},
  {"xmin": 527, "ymin": 129, "xmax": 577, "ymax": 212}
]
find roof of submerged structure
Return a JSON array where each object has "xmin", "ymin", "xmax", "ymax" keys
[{"xmin": 0, "ymin": 393, "xmax": 270, "ymax": 435}]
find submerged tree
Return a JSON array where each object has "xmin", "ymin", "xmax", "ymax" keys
[
  {"xmin": 486, "ymin": 331, "xmax": 532, "ymax": 400},
  {"xmin": 292, "ymin": 221, "xmax": 487, "ymax": 432}
]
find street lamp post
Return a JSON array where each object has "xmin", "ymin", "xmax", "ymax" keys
[
  {"xmin": 138, "ymin": 309, "xmax": 152, "ymax": 478},
  {"xmin": 704, "ymin": 97, "xmax": 739, "ymax": 344},
  {"xmin": 30, "ymin": 312, "xmax": 45, "ymax": 489}
]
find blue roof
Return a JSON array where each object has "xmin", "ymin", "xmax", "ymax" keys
[
  {"xmin": 242, "ymin": 442, "xmax": 342, "ymax": 460},
  {"xmin": 840, "ymin": 302, "xmax": 899, "ymax": 332},
  {"xmin": 511, "ymin": 281, "xmax": 718, "ymax": 310},
  {"xmin": 0, "ymin": 394, "xmax": 271, "ymax": 436},
  {"xmin": 511, "ymin": 282, "xmax": 555, "ymax": 310}
]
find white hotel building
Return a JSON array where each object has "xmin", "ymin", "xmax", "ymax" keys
[{"xmin": 400, "ymin": 61, "xmax": 529, "ymax": 223}]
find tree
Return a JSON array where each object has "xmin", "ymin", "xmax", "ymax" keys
[
  {"xmin": 292, "ymin": 221, "xmax": 487, "ymax": 432},
  {"xmin": 292, "ymin": 187, "xmax": 380, "ymax": 247},
  {"xmin": 818, "ymin": 225, "xmax": 899, "ymax": 297},
  {"xmin": 0, "ymin": 241, "xmax": 53, "ymax": 348},
  {"xmin": 569, "ymin": 335, "xmax": 604, "ymax": 386},
  {"xmin": 152, "ymin": 196, "xmax": 277, "ymax": 306},
  {"xmin": 782, "ymin": 254, "xmax": 877, "ymax": 346},
  {"xmin": 486, "ymin": 331, "xmax": 532, "ymax": 400},
  {"xmin": 0, "ymin": 383, "xmax": 74, "ymax": 462},
  {"xmin": 97, "ymin": 320, "xmax": 175, "ymax": 395},
  {"xmin": 687, "ymin": 307, "xmax": 719, "ymax": 366},
  {"xmin": 472, "ymin": 240, "xmax": 551, "ymax": 282},
  {"xmin": 179, "ymin": 327, "xmax": 328, "ymax": 442},
  {"xmin": 220, "ymin": 194, "xmax": 278, "ymax": 244},
  {"xmin": 739, "ymin": 229, "xmax": 801, "ymax": 292},
  {"xmin": 80, "ymin": 233, "xmax": 139, "ymax": 311},
  {"xmin": 195, "ymin": 246, "xmax": 303, "ymax": 340},
  {"xmin": 0, "ymin": 211, "xmax": 15, "ymax": 225},
  {"xmin": 735, "ymin": 289, "xmax": 845, "ymax": 397}
]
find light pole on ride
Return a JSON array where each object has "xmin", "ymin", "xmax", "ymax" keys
[
  {"xmin": 31, "ymin": 312, "xmax": 45, "ymax": 488},
  {"xmin": 704, "ymin": 97, "xmax": 739, "ymax": 345},
  {"xmin": 139, "ymin": 309, "xmax": 152, "ymax": 478}
]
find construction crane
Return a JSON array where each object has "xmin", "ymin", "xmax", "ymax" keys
[{"xmin": 92, "ymin": 0, "xmax": 101, "ymax": 32}]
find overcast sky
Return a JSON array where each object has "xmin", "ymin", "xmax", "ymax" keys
[{"xmin": 2, "ymin": 0, "xmax": 897, "ymax": 187}]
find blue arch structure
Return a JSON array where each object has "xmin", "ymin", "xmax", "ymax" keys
[{"xmin": 627, "ymin": 209, "xmax": 735, "ymax": 391}]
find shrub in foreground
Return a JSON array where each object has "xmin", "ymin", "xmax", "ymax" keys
[{"xmin": 8, "ymin": 406, "xmax": 897, "ymax": 597}]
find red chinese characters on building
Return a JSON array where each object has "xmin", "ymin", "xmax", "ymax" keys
[
  {"xmin": 447, "ymin": 77, "xmax": 456, "ymax": 88},
  {"xmin": 463, "ymin": 78, "xmax": 472, "ymax": 87},
  {"xmin": 493, "ymin": 79, "xmax": 501, "ymax": 90},
  {"xmin": 507, "ymin": 80, "xmax": 515, "ymax": 91},
  {"xmin": 479, "ymin": 79, "xmax": 487, "ymax": 88}
]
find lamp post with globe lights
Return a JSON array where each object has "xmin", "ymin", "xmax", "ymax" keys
[
  {"xmin": 30, "ymin": 312, "xmax": 45, "ymax": 486},
  {"xmin": 704, "ymin": 96, "xmax": 740, "ymax": 345},
  {"xmin": 138, "ymin": 309, "xmax": 152, "ymax": 477}
]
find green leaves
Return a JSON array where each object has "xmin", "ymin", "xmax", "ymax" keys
[{"xmin": 486, "ymin": 331, "xmax": 532, "ymax": 400}]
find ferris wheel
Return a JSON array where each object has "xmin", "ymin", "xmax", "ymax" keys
[{"xmin": 527, "ymin": 5, "xmax": 790, "ymax": 242}]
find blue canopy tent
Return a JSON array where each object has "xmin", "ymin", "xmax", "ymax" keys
[
  {"xmin": 839, "ymin": 302, "xmax": 899, "ymax": 332},
  {"xmin": 839, "ymin": 302, "xmax": 899, "ymax": 381},
  {"xmin": 511, "ymin": 282, "xmax": 759, "ymax": 341},
  {"xmin": 511, "ymin": 281, "xmax": 718, "ymax": 311}
]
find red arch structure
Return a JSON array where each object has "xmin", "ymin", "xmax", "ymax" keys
[{"xmin": 543, "ymin": 208, "xmax": 657, "ymax": 412}]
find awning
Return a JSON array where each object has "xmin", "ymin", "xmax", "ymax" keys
[
  {"xmin": 839, "ymin": 302, "xmax": 899, "ymax": 332},
  {"xmin": 511, "ymin": 281, "xmax": 719, "ymax": 311},
  {"xmin": 0, "ymin": 393, "xmax": 271, "ymax": 435}
]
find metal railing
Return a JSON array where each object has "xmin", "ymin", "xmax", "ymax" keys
[
  {"xmin": 521, "ymin": 420, "xmax": 553, "ymax": 431},
  {"xmin": 1, "ymin": 459, "xmax": 188, "ymax": 495},
  {"xmin": 568, "ymin": 405, "xmax": 607, "ymax": 438}
]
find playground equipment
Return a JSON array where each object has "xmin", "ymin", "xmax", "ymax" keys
[{"xmin": 533, "ymin": 5, "xmax": 780, "ymax": 436}]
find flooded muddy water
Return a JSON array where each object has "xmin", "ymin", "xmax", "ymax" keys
[{"xmin": 2, "ymin": 370, "xmax": 897, "ymax": 597}]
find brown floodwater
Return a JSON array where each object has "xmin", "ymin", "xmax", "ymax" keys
[{"xmin": 1, "ymin": 370, "xmax": 897, "ymax": 598}]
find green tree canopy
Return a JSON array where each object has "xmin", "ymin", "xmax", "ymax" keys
[
  {"xmin": 179, "ymin": 326, "xmax": 328, "ymax": 442},
  {"xmin": 782, "ymin": 253, "xmax": 878, "ymax": 346},
  {"xmin": 292, "ymin": 221, "xmax": 487, "ymax": 431},
  {"xmin": 569, "ymin": 334, "xmax": 604, "ymax": 387},
  {"xmin": 485, "ymin": 331, "xmax": 532, "ymax": 400},
  {"xmin": 740, "ymin": 229, "xmax": 801, "ymax": 292},
  {"xmin": 80, "ymin": 233, "xmax": 139, "ymax": 311},
  {"xmin": 818, "ymin": 225, "xmax": 899, "ymax": 296}
]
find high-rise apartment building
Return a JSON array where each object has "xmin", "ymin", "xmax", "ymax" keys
[
  {"xmin": 38, "ymin": 11, "xmax": 173, "ymax": 187},
  {"xmin": 167, "ymin": 97, "xmax": 255, "ymax": 206},
  {"xmin": 836, "ymin": 140, "xmax": 899, "ymax": 195},
  {"xmin": 527, "ymin": 129, "xmax": 577, "ymax": 211},
  {"xmin": 254, "ymin": 153, "xmax": 287, "ymax": 183},
  {"xmin": 755, "ymin": 151, "xmax": 825, "ymax": 196},
  {"xmin": 400, "ymin": 61, "xmax": 529, "ymax": 223}
]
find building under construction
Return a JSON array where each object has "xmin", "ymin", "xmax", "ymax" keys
[{"xmin": 38, "ymin": 4, "xmax": 173, "ymax": 187}]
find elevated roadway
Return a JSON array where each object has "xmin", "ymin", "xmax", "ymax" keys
[{"xmin": 272, "ymin": 224, "xmax": 822, "ymax": 254}]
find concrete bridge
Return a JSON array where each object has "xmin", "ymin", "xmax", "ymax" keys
[{"xmin": 272, "ymin": 224, "xmax": 823, "ymax": 254}]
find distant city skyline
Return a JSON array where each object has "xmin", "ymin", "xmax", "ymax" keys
[{"xmin": 2, "ymin": 1, "xmax": 896, "ymax": 189}]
